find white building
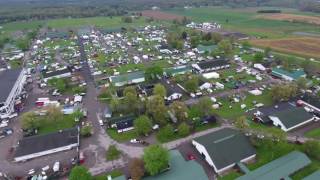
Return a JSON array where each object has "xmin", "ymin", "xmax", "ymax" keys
[{"xmin": 0, "ymin": 68, "xmax": 26, "ymax": 119}]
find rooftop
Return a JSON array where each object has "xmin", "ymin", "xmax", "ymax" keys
[
  {"xmin": 143, "ymin": 150, "xmax": 208, "ymax": 180},
  {"xmin": 15, "ymin": 128, "xmax": 79, "ymax": 158},
  {"xmin": 0, "ymin": 68, "xmax": 22, "ymax": 102},
  {"xmin": 110, "ymin": 71, "xmax": 145, "ymax": 83},
  {"xmin": 272, "ymin": 68, "xmax": 306, "ymax": 80},
  {"xmin": 197, "ymin": 59, "xmax": 229, "ymax": 70},
  {"xmin": 193, "ymin": 128, "xmax": 256, "ymax": 170},
  {"xmin": 236, "ymin": 151, "xmax": 311, "ymax": 180},
  {"xmin": 302, "ymin": 171, "xmax": 320, "ymax": 180}
]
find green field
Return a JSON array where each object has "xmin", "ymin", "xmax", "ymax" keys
[
  {"xmin": 305, "ymin": 128, "xmax": 320, "ymax": 139},
  {"xmin": 167, "ymin": 7, "xmax": 320, "ymax": 38}
]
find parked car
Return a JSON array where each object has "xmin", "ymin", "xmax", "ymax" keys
[{"xmin": 53, "ymin": 162, "xmax": 60, "ymax": 172}]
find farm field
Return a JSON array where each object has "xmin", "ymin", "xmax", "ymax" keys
[
  {"xmin": 257, "ymin": 13, "xmax": 320, "ymax": 25},
  {"xmin": 141, "ymin": 10, "xmax": 183, "ymax": 20},
  {"xmin": 166, "ymin": 7, "xmax": 320, "ymax": 38},
  {"xmin": 250, "ymin": 37, "xmax": 320, "ymax": 58}
]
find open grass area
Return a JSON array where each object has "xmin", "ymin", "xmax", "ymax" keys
[
  {"xmin": 37, "ymin": 115, "xmax": 78, "ymax": 135},
  {"xmin": 106, "ymin": 129, "xmax": 138, "ymax": 142},
  {"xmin": 167, "ymin": 7, "xmax": 320, "ymax": 39},
  {"xmin": 305, "ymin": 128, "xmax": 320, "ymax": 139},
  {"xmin": 94, "ymin": 170, "xmax": 123, "ymax": 180},
  {"xmin": 47, "ymin": 16, "xmax": 147, "ymax": 29}
]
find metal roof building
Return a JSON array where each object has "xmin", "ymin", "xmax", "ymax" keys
[
  {"xmin": 302, "ymin": 170, "xmax": 320, "ymax": 180},
  {"xmin": 143, "ymin": 150, "xmax": 208, "ymax": 180},
  {"xmin": 236, "ymin": 151, "xmax": 311, "ymax": 180}
]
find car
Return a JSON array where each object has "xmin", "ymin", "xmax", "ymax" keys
[
  {"xmin": 3, "ymin": 128, "xmax": 13, "ymax": 135},
  {"xmin": 53, "ymin": 161, "xmax": 60, "ymax": 172},
  {"xmin": 99, "ymin": 120, "xmax": 104, "ymax": 126},
  {"xmin": 0, "ymin": 122, "xmax": 8, "ymax": 128},
  {"xmin": 187, "ymin": 153, "xmax": 196, "ymax": 160}
]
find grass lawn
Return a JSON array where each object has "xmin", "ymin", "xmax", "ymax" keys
[
  {"xmin": 305, "ymin": 128, "xmax": 320, "ymax": 139},
  {"xmin": 47, "ymin": 16, "xmax": 147, "ymax": 29},
  {"xmin": 106, "ymin": 129, "xmax": 138, "ymax": 142},
  {"xmin": 94, "ymin": 170, "xmax": 123, "ymax": 180},
  {"xmin": 37, "ymin": 115, "xmax": 78, "ymax": 135},
  {"xmin": 218, "ymin": 172, "xmax": 242, "ymax": 180}
]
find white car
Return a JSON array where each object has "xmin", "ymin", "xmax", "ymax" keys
[
  {"xmin": 53, "ymin": 161, "xmax": 60, "ymax": 172},
  {"xmin": 0, "ymin": 123, "xmax": 8, "ymax": 128},
  {"xmin": 99, "ymin": 120, "xmax": 104, "ymax": 126}
]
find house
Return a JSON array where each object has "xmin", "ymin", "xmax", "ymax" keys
[
  {"xmin": 236, "ymin": 151, "xmax": 311, "ymax": 180},
  {"xmin": 192, "ymin": 60, "xmax": 230, "ymax": 73},
  {"xmin": 271, "ymin": 68, "xmax": 306, "ymax": 81},
  {"xmin": 108, "ymin": 115, "xmax": 135, "ymax": 133},
  {"xmin": 14, "ymin": 127, "xmax": 79, "ymax": 162},
  {"xmin": 268, "ymin": 107, "xmax": 317, "ymax": 132},
  {"xmin": 297, "ymin": 94, "xmax": 320, "ymax": 112},
  {"xmin": 196, "ymin": 44, "xmax": 217, "ymax": 54},
  {"xmin": 0, "ymin": 68, "xmax": 26, "ymax": 119},
  {"xmin": 109, "ymin": 71, "xmax": 145, "ymax": 87},
  {"xmin": 43, "ymin": 67, "xmax": 72, "ymax": 82},
  {"xmin": 302, "ymin": 170, "xmax": 320, "ymax": 180},
  {"xmin": 144, "ymin": 150, "xmax": 208, "ymax": 180},
  {"xmin": 192, "ymin": 128, "xmax": 256, "ymax": 174},
  {"xmin": 164, "ymin": 65, "xmax": 192, "ymax": 77},
  {"xmin": 252, "ymin": 102, "xmax": 294, "ymax": 124}
]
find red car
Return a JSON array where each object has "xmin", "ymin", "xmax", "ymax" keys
[{"xmin": 187, "ymin": 153, "xmax": 196, "ymax": 160}]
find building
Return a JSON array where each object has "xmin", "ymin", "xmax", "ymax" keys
[
  {"xmin": 0, "ymin": 68, "xmax": 26, "ymax": 119},
  {"xmin": 236, "ymin": 151, "xmax": 311, "ymax": 180},
  {"xmin": 192, "ymin": 60, "xmax": 230, "ymax": 73},
  {"xmin": 144, "ymin": 150, "xmax": 208, "ymax": 180},
  {"xmin": 303, "ymin": 170, "xmax": 320, "ymax": 180},
  {"xmin": 109, "ymin": 71, "xmax": 145, "ymax": 87},
  {"xmin": 268, "ymin": 107, "xmax": 317, "ymax": 132},
  {"xmin": 196, "ymin": 44, "xmax": 217, "ymax": 54},
  {"xmin": 164, "ymin": 65, "xmax": 192, "ymax": 77},
  {"xmin": 43, "ymin": 67, "xmax": 72, "ymax": 82},
  {"xmin": 271, "ymin": 68, "xmax": 306, "ymax": 81},
  {"xmin": 298, "ymin": 94, "xmax": 320, "ymax": 112},
  {"xmin": 14, "ymin": 127, "xmax": 79, "ymax": 162},
  {"xmin": 108, "ymin": 115, "xmax": 135, "ymax": 133},
  {"xmin": 192, "ymin": 128, "xmax": 256, "ymax": 174}
]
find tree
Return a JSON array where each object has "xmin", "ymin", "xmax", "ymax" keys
[
  {"xmin": 211, "ymin": 32, "xmax": 222, "ymax": 44},
  {"xmin": 110, "ymin": 98, "xmax": 121, "ymax": 113},
  {"xmin": 296, "ymin": 77, "xmax": 308, "ymax": 89},
  {"xmin": 129, "ymin": 158, "xmax": 145, "ymax": 180},
  {"xmin": 185, "ymin": 76, "xmax": 199, "ymax": 93},
  {"xmin": 124, "ymin": 86, "xmax": 137, "ymax": 96},
  {"xmin": 190, "ymin": 36, "xmax": 200, "ymax": 48},
  {"xmin": 253, "ymin": 52, "xmax": 264, "ymax": 63},
  {"xmin": 122, "ymin": 16, "xmax": 133, "ymax": 23},
  {"xmin": 143, "ymin": 145, "xmax": 169, "ymax": 176},
  {"xmin": 303, "ymin": 140, "xmax": 320, "ymax": 161},
  {"xmin": 106, "ymin": 145, "xmax": 121, "ymax": 161},
  {"xmin": 124, "ymin": 88, "xmax": 139, "ymax": 114},
  {"xmin": 153, "ymin": 84, "xmax": 166, "ymax": 97},
  {"xmin": 234, "ymin": 116, "xmax": 249, "ymax": 130},
  {"xmin": 16, "ymin": 38, "xmax": 29, "ymax": 51},
  {"xmin": 134, "ymin": 115, "xmax": 152, "ymax": 136},
  {"xmin": 218, "ymin": 40, "xmax": 233, "ymax": 57},
  {"xmin": 146, "ymin": 95, "xmax": 167, "ymax": 125},
  {"xmin": 267, "ymin": 128, "xmax": 287, "ymax": 142},
  {"xmin": 202, "ymin": 32, "xmax": 212, "ymax": 41},
  {"xmin": 170, "ymin": 101, "xmax": 188, "ymax": 122},
  {"xmin": 198, "ymin": 96, "xmax": 212, "ymax": 116},
  {"xmin": 264, "ymin": 47, "xmax": 271, "ymax": 56},
  {"xmin": 157, "ymin": 124, "xmax": 174, "ymax": 141},
  {"xmin": 145, "ymin": 66, "xmax": 163, "ymax": 82},
  {"xmin": 242, "ymin": 41, "xmax": 251, "ymax": 50},
  {"xmin": 21, "ymin": 112, "xmax": 40, "ymax": 130},
  {"xmin": 178, "ymin": 122, "xmax": 190, "ymax": 137},
  {"xmin": 271, "ymin": 84, "xmax": 298, "ymax": 102},
  {"xmin": 46, "ymin": 106, "xmax": 63, "ymax": 122},
  {"xmin": 80, "ymin": 126, "xmax": 92, "ymax": 137},
  {"xmin": 69, "ymin": 166, "xmax": 92, "ymax": 180}
]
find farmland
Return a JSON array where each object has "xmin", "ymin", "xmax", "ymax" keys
[
  {"xmin": 141, "ymin": 10, "xmax": 183, "ymax": 20},
  {"xmin": 257, "ymin": 13, "xmax": 320, "ymax": 25},
  {"xmin": 166, "ymin": 7, "xmax": 320, "ymax": 38},
  {"xmin": 250, "ymin": 37, "xmax": 320, "ymax": 58}
]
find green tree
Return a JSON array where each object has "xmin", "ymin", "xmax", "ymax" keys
[
  {"xmin": 264, "ymin": 47, "xmax": 271, "ymax": 56},
  {"xmin": 134, "ymin": 115, "xmax": 152, "ymax": 136},
  {"xmin": 185, "ymin": 76, "xmax": 199, "ymax": 93},
  {"xmin": 153, "ymin": 84, "xmax": 166, "ymax": 97},
  {"xmin": 211, "ymin": 32, "xmax": 222, "ymax": 44},
  {"xmin": 170, "ymin": 101, "xmax": 188, "ymax": 122},
  {"xmin": 16, "ymin": 38, "xmax": 29, "ymax": 51},
  {"xmin": 106, "ymin": 145, "xmax": 121, "ymax": 161},
  {"xmin": 218, "ymin": 40, "xmax": 233, "ymax": 57},
  {"xmin": 242, "ymin": 41, "xmax": 251, "ymax": 50},
  {"xmin": 69, "ymin": 166, "xmax": 92, "ymax": 180},
  {"xmin": 129, "ymin": 158, "xmax": 145, "ymax": 180},
  {"xmin": 198, "ymin": 96, "xmax": 212, "ymax": 116},
  {"xmin": 124, "ymin": 86, "xmax": 137, "ymax": 96},
  {"xmin": 271, "ymin": 84, "xmax": 298, "ymax": 102},
  {"xmin": 146, "ymin": 95, "xmax": 167, "ymax": 125},
  {"xmin": 296, "ymin": 77, "xmax": 308, "ymax": 89},
  {"xmin": 124, "ymin": 89, "xmax": 139, "ymax": 114},
  {"xmin": 303, "ymin": 140, "xmax": 320, "ymax": 161},
  {"xmin": 253, "ymin": 52, "xmax": 264, "ymax": 63},
  {"xmin": 157, "ymin": 124, "xmax": 174, "ymax": 141},
  {"xmin": 110, "ymin": 98, "xmax": 121, "ymax": 113},
  {"xmin": 234, "ymin": 116, "xmax": 249, "ymax": 130},
  {"xmin": 178, "ymin": 122, "xmax": 190, "ymax": 137},
  {"xmin": 145, "ymin": 66, "xmax": 163, "ymax": 82},
  {"xmin": 143, "ymin": 145, "xmax": 169, "ymax": 176},
  {"xmin": 21, "ymin": 112, "xmax": 40, "ymax": 130}
]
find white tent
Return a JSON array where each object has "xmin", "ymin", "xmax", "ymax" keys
[
  {"xmin": 203, "ymin": 72, "xmax": 220, "ymax": 79},
  {"xmin": 254, "ymin": 64, "xmax": 266, "ymax": 71}
]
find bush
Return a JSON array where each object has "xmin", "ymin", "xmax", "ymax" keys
[
  {"xmin": 106, "ymin": 145, "xmax": 121, "ymax": 161},
  {"xmin": 157, "ymin": 124, "xmax": 174, "ymax": 142},
  {"xmin": 80, "ymin": 126, "xmax": 92, "ymax": 137},
  {"xmin": 143, "ymin": 145, "xmax": 169, "ymax": 176},
  {"xmin": 178, "ymin": 123, "xmax": 190, "ymax": 137}
]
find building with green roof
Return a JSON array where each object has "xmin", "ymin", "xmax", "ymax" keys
[
  {"xmin": 164, "ymin": 65, "xmax": 192, "ymax": 77},
  {"xmin": 113, "ymin": 175, "xmax": 126, "ymax": 180},
  {"xmin": 196, "ymin": 44, "xmax": 217, "ymax": 54},
  {"xmin": 109, "ymin": 71, "xmax": 145, "ymax": 87},
  {"xmin": 268, "ymin": 107, "xmax": 316, "ymax": 132},
  {"xmin": 236, "ymin": 151, "xmax": 311, "ymax": 180},
  {"xmin": 271, "ymin": 68, "xmax": 306, "ymax": 81},
  {"xmin": 143, "ymin": 150, "xmax": 208, "ymax": 180},
  {"xmin": 303, "ymin": 170, "xmax": 320, "ymax": 180},
  {"xmin": 192, "ymin": 128, "xmax": 256, "ymax": 174}
]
